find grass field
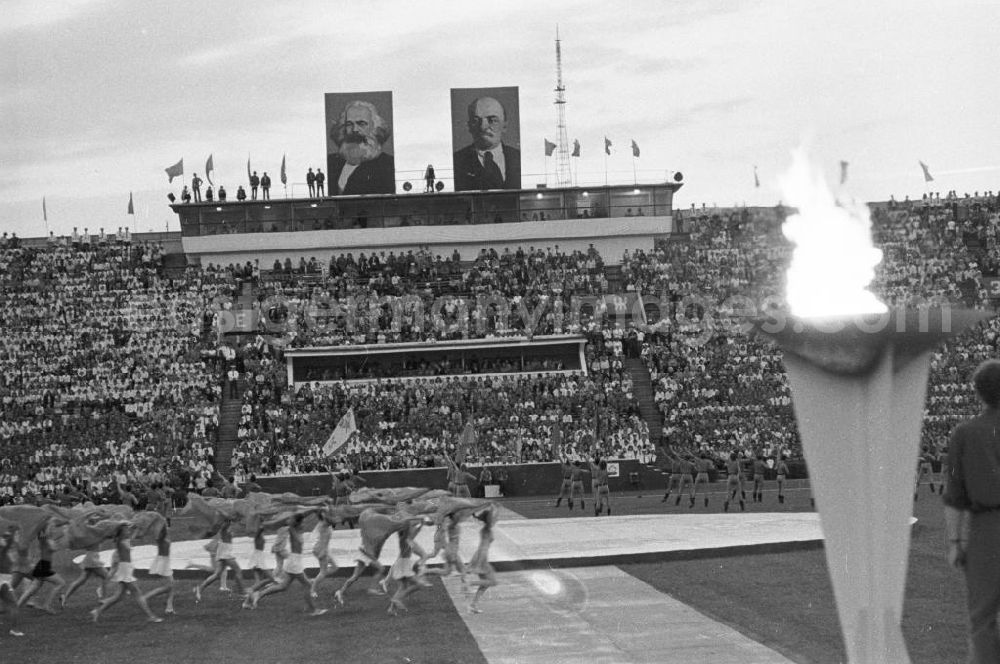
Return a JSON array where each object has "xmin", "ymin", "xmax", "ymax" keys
[{"xmin": 0, "ymin": 481, "xmax": 967, "ymax": 664}]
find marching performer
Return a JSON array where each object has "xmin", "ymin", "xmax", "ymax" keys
[
  {"xmin": 17, "ymin": 523, "xmax": 66, "ymax": 614},
  {"xmin": 90, "ymin": 523, "xmax": 162, "ymax": 623},
  {"xmin": 141, "ymin": 518, "xmax": 175, "ymax": 615},
  {"xmin": 466, "ymin": 504, "xmax": 499, "ymax": 614},
  {"xmin": 0, "ymin": 524, "xmax": 24, "ymax": 637},
  {"xmin": 61, "ymin": 543, "xmax": 109, "ymax": 607},
  {"xmin": 194, "ymin": 517, "xmax": 245, "ymax": 602},
  {"xmin": 250, "ymin": 511, "xmax": 327, "ymax": 616}
]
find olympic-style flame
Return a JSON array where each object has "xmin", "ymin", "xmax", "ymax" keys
[{"xmin": 779, "ymin": 150, "xmax": 887, "ymax": 319}]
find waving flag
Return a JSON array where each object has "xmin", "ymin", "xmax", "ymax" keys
[
  {"xmin": 455, "ymin": 419, "xmax": 477, "ymax": 465},
  {"xmin": 572, "ymin": 139, "xmax": 580, "ymax": 157},
  {"xmin": 127, "ymin": 192, "xmax": 134, "ymax": 215},
  {"xmin": 604, "ymin": 137, "xmax": 612, "ymax": 155},
  {"xmin": 205, "ymin": 154, "xmax": 215, "ymax": 186},
  {"xmin": 631, "ymin": 140, "xmax": 640, "ymax": 158},
  {"xmin": 43, "ymin": 196, "xmax": 47, "ymax": 222},
  {"xmin": 544, "ymin": 139, "xmax": 556, "ymax": 156},
  {"xmin": 840, "ymin": 160, "xmax": 849, "ymax": 185},
  {"xmin": 247, "ymin": 155, "xmax": 252, "ymax": 182},
  {"xmin": 549, "ymin": 423, "xmax": 563, "ymax": 456},
  {"xmin": 323, "ymin": 408, "xmax": 357, "ymax": 456},
  {"xmin": 919, "ymin": 161, "xmax": 934, "ymax": 182},
  {"xmin": 165, "ymin": 159, "xmax": 184, "ymax": 183},
  {"xmin": 754, "ymin": 166, "xmax": 760, "ymax": 188},
  {"xmin": 280, "ymin": 154, "xmax": 287, "ymax": 185}
]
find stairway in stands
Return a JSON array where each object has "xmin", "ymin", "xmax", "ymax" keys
[
  {"xmin": 213, "ymin": 378, "xmax": 243, "ymax": 480},
  {"xmin": 603, "ymin": 264, "xmax": 623, "ymax": 292},
  {"xmin": 625, "ymin": 357, "xmax": 662, "ymax": 446}
]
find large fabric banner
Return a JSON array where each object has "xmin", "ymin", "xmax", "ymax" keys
[
  {"xmin": 325, "ymin": 91, "xmax": 396, "ymax": 196},
  {"xmin": 450, "ymin": 86, "xmax": 521, "ymax": 191}
]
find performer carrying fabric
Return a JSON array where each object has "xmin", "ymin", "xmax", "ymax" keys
[
  {"xmin": 334, "ymin": 509, "xmax": 425, "ymax": 607},
  {"xmin": 17, "ymin": 523, "xmax": 66, "ymax": 614},
  {"xmin": 250, "ymin": 511, "xmax": 327, "ymax": 616},
  {"xmin": 466, "ymin": 504, "xmax": 499, "ymax": 614},
  {"xmin": 194, "ymin": 517, "xmax": 246, "ymax": 601},
  {"xmin": 61, "ymin": 543, "xmax": 109, "ymax": 607},
  {"xmin": 0, "ymin": 523, "xmax": 24, "ymax": 637},
  {"xmin": 387, "ymin": 518, "xmax": 432, "ymax": 614},
  {"xmin": 91, "ymin": 523, "xmax": 162, "ymax": 623},
  {"xmin": 141, "ymin": 517, "xmax": 175, "ymax": 615},
  {"xmin": 309, "ymin": 508, "xmax": 339, "ymax": 598}
]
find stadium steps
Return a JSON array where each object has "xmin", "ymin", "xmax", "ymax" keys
[
  {"xmin": 214, "ymin": 380, "xmax": 244, "ymax": 479},
  {"xmin": 604, "ymin": 264, "xmax": 624, "ymax": 292},
  {"xmin": 624, "ymin": 357, "xmax": 663, "ymax": 445}
]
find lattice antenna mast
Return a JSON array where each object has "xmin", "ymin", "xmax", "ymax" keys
[{"xmin": 554, "ymin": 25, "xmax": 572, "ymax": 186}]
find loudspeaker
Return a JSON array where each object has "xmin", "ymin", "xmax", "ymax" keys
[
  {"xmin": 402, "ymin": 181, "xmax": 413, "ymax": 192},
  {"xmin": 435, "ymin": 181, "xmax": 445, "ymax": 192},
  {"xmin": 673, "ymin": 172, "xmax": 684, "ymax": 182},
  {"xmin": 167, "ymin": 193, "xmax": 176, "ymax": 202}
]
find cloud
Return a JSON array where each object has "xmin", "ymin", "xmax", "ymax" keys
[
  {"xmin": 660, "ymin": 97, "xmax": 755, "ymax": 129},
  {"xmin": 3, "ymin": 0, "xmax": 109, "ymax": 34},
  {"xmin": 179, "ymin": 32, "xmax": 307, "ymax": 67}
]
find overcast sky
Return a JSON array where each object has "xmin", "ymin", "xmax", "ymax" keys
[{"xmin": 2, "ymin": 0, "xmax": 997, "ymax": 237}]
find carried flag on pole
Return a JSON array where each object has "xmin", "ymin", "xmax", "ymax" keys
[
  {"xmin": 455, "ymin": 419, "xmax": 477, "ymax": 465},
  {"xmin": 280, "ymin": 154, "xmax": 287, "ymax": 185},
  {"xmin": 165, "ymin": 159, "xmax": 184, "ymax": 183},
  {"xmin": 839, "ymin": 160, "xmax": 849, "ymax": 185},
  {"xmin": 205, "ymin": 154, "xmax": 215, "ymax": 186},
  {"xmin": 549, "ymin": 423, "xmax": 563, "ymax": 457},
  {"xmin": 544, "ymin": 139, "xmax": 557, "ymax": 157},
  {"xmin": 919, "ymin": 160, "xmax": 934, "ymax": 183},
  {"xmin": 631, "ymin": 140, "xmax": 640, "ymax": 158},
  {"xmin": 42, "ymin": 196, "xmax": 47, "ymax": 222},
  {"xmin": 571, "ymin": 139, "xmax": 580, "ymax": 157},
  {"xmin": 604, "ymin": 137, "xmax": 612, "ymax": 155},
  {"xmin": 322, "ymin": 408, "xmax": 357, "ymax": 456},
  {"xmin": 753, "ymin": 165, "xmax": 760, "ymax": 188},
  {"xmin": 127, "ymin": 192, "xmax": 134, "ymax": 215},
  {"xmin": 246, "ymin": 155, "xmax": 252, "ymax": 182}
]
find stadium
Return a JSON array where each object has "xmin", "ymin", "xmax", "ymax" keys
[{"xmin": 3, "ymin": 3, "xmax": 998, "ymax": 664}]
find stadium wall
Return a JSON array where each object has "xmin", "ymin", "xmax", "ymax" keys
[
  {"xmin": 253, "ymin": 460, "xmax": 752, "ymax": 497},
  {"xmin": 181, "ymin": 215, "xmax": 671, "ymax": 267},
  {"xmin": 255, "ymin": 459, "xmax": 809, "ymax": 497}
]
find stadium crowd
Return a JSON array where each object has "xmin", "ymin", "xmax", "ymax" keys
[
  {"xmin": 242, "ymin": 244, "xmax": 610, "ymax": 347},
  {"xmin": 0, "ymin": 238, "xmax": 234, "ymax": 504},
  {"xmin": 2, "ymin": 190, "xmax": 1000, "ymax": 501},
  {"xmin": 229, "ymin": 328, "xmax": 653, "ymax": 475}
]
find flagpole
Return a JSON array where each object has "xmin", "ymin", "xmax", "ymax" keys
[
  {"xmin": 632, "ymin": 155, "xmax": 637, "ymax": 187},
  {"xmin": 604, "ymin": 152, "xmax": 608, "ymax": 186}
]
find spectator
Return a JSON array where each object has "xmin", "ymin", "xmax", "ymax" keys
[{"xmin": 192, "ymin": 174, "xmax": 203, "ymax": 203}]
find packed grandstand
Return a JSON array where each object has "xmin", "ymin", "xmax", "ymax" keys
[{"xmin": 1, "ymin": 190, "xmax": 998, "ymax": 506}]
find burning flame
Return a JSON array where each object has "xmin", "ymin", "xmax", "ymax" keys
[{"xmin": 779, "ymin": 150, "xmax": 887, "ymax": 319}]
